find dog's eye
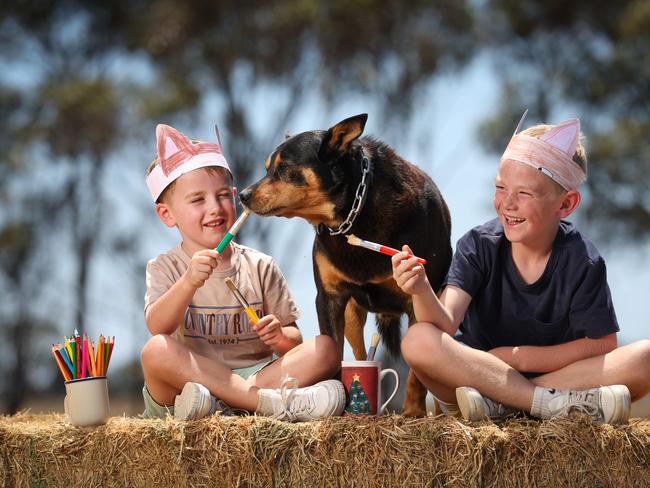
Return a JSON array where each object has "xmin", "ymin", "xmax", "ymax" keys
[
  {"xmin": 275, "ymin": 165, "xmax": 306, "ymax": 185},
  {"xmin": 286, "ymin": 168, "xmax": 306, "ymax": 185}
]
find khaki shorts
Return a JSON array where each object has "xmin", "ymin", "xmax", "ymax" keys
[{"xmin": 142, "ymin": 358, "xmax": 276, "ymax": 419}]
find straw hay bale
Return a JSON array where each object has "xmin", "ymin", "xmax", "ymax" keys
[{"xmin": 1, "ymin": 412, "xmax": 650, "ymax": 487}]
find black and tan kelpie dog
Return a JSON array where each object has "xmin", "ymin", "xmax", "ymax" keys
[{"xmin": 239, "ymin": 114, "xmax": 452, "ymax": 416}]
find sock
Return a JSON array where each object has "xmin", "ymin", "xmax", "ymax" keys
[
  {"xmin": 531, "ymin": 386, "xmax": 561, "ymax": 419},
  {"xmin": 255, "ymin": 388, "xmax": 277, "ymax": 416}
]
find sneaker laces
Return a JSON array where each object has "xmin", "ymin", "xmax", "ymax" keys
[
  {"xmin": 550, "ymin": 390, "xmax": 601, "ymax": 420},
  {"xmin": 271, "ymin": 374, "xmax": 315, "ymax": 422},
  {"xmin": 484, "ymin": 397, "xmax": 514, "ymax": 419}
]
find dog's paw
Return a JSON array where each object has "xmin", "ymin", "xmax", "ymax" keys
[{"xmin": 402, "ymin": 404, "xmax": 427, "ymax": 418}]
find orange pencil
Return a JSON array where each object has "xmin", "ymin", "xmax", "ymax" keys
[
  {"xmin": 96, "ymin": 335, "xmax": 104, "ymax": 376},
  {"xmin": 87, "ymin": 336, "xmax": 97, "ymax": 377}
]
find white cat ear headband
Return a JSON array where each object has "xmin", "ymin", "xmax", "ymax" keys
[
  {"xmin": 501, "ymin": 110, "xmax": 586, "ymax": 191},
  {"xmin": 146, "ymin": 124, "xmax": 231, "ymax": 202}
]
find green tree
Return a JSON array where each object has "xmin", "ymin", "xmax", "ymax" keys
[{"xmin": 345, "ymin": 374, "xmax": 372, "ymax": 415}]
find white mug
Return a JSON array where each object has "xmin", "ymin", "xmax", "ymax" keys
[
  {"xmin": 341, "ymin": 360, "xmax": 400, "ymax": 415},
  {"xmin": 64, "ymin": 376, "xmax": 109, "ymax": 427}
]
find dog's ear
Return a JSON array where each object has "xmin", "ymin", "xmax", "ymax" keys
[{"xmin": 321, "ymin": 114, "xmax": 368, "ymax": 156}]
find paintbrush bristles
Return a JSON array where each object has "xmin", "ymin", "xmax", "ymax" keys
[
  {"xmin": 224, "ymin": 277, "xmax": 237, "ymax": 292},
  {"xmin": 367, "ymin": 332, "xmax": 381, "ymax": 361},
  {"xmin": 225, "ymin": 277, "xmax": 251, "ymax": 309},
  {"xmin": 346, "ymin": 234, "xmax": 362, "ymax": 246}
]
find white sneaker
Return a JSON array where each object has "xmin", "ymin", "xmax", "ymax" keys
[
  {"xmin": 546, "ymin": 385, "xmax": 630, "ymax": 424},
  {"xmin": 266, "ymin": 376, "xmax": 346, "ymax": 422},
  {"xmin": 456, "ymin": 386, "xmax": 516, "ymax": 421},
  {"xmin": 174, "ymin": 382, "xmax": 230, "ymax": 420}
]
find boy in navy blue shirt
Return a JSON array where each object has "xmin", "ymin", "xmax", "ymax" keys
[{"xmin": 393, "ymin": 116, "xmax": 650, "ymax": 423}]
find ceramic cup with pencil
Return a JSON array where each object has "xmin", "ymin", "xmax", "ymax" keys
[{"xmin": 51, "ymin": 331, "xmax": 114, "ymax": 426}]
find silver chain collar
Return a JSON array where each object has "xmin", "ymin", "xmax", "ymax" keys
[{"xmin": 321, "ymin": 151, "xmax": 371, "ymax": 236}]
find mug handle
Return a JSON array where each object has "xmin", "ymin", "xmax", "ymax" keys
[{"xmin": 379, "ymin": 368, "xmax": 400, "ymax": 415}]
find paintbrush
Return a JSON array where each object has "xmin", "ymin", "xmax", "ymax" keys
[
  {"xmin": 216, "ymin": 208, "xmax": 251, "ymax": 253},
  {"xmin": 346, "ymin": 234, "xmax": 427, "ymax": 265},
  {"xmin": 367, "ymin": 332, "xmax": 381, "ymax": 361},
  {"xmin": 224, "ymin": 277, "xmax": 259, "ymax": 324}
]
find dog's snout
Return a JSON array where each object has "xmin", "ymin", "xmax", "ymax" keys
[{"xmin": 239, "ymin": 187, "xmax": 253, "ymax": 206}]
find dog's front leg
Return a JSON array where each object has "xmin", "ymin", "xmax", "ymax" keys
[
  {"xmin": 313, "ymin": 249, "xmax": 352, "ymax": 356},
  {"xmin": 315, "ymin": 287, "xmax": 347, "ymax": 355},
  {"xmin": 344, "ymin": 298, "xmax": 368, "ymax": 360}
]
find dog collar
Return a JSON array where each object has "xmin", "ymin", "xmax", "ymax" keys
[{"xmin": 319, "ymin": 149, "xmax": 372, "ymax": 236}]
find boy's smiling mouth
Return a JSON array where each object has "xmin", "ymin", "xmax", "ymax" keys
[
  {"xmin": 504, "ymin": 214, "xmax": 526, "ymax": 225},
  {"xmin": 204, "ymin": 218, "xmax": 226, "ymax": 228}
]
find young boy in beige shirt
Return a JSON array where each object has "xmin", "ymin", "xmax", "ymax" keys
[{"xmin": 141, "ymin": 123, "xmax": 345, "ymax": 421}]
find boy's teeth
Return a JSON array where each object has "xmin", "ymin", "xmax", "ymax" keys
[{"xmin": 506, "ymin": 216, "xmax": 525, "ymax": 224}]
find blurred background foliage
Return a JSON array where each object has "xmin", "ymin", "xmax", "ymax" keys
[{"xmin": 1, "ymin": 0, "xmax": 648, "ymax": 414}]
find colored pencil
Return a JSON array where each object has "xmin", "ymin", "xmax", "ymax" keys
[
  {"xmin": 224, "ymin": 277, "xmax": 259, "ymax": 324},
  {"xmin": 103, "ymin": 336, "xmax": 110, "ymax": 374},
  {"xmin": 215, "ymin": 208, "xmax": 251, "ymax": 253},
  {"xmin": 81, "ymin": 335, "xmax": 88, "ymax": 378},
  {"xmin": 97, "ymin": 335, "xmax": 104, "ymax": 376},
  {"xmin": 75, "ymin": 333, "xmax": 81, "ymax": 379},
  {"xmin": 64, "ymin": 336, "xmax": 74, "ymax": 363},
  {"xmin": 346, "ymin": 234, "xmax": 427, "ymax": 265},
  {"xmin": 105, "ymin": 336, "xmax": 114, "ymax": 374},
  {"xmin": 68, "ymin": 337, "xmax": 76, "ymax": 378},
  {"xmin": 51, "ymin": 345, "xmax": 72, "ymax": 381},
  {"xmin": 64, "ymin": 336, "xmax": 75, "ymax": 377},
  {"xmin": 56, "ymin": 343, "xmax": 74, "ymax": 374},
  {"xmin": 88, "ymin": 336, "xmax": 97, "ymax": 377},
  {"xmin": 56, "ymin": 347, "xmax": 73, "ymax": 381}
]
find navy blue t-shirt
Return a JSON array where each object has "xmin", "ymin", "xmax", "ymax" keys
[{"xmin": 445, "ymin": 219, "xmax": 619, "ymax": 355}]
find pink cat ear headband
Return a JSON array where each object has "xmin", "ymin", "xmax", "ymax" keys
[
  {"xmin": 500, "ymin": 111, "xmax": 586, "ymax": 191},
  {"xmin": 146, "ymin": 124, "xmax": 232, "ymax": 202}
]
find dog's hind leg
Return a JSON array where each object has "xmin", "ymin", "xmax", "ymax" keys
[
  {"xmin": 403, "ymin": 370, "xmax": 428, "ymax": 417},
  {"xmin": 344, "ymin": 298, "xmax": 368, "ymax": 360}
]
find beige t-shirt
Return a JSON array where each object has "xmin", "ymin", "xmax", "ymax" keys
[{"xmin": 144, "ymin": 243, "xmax": 301, "ymax": 369}]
